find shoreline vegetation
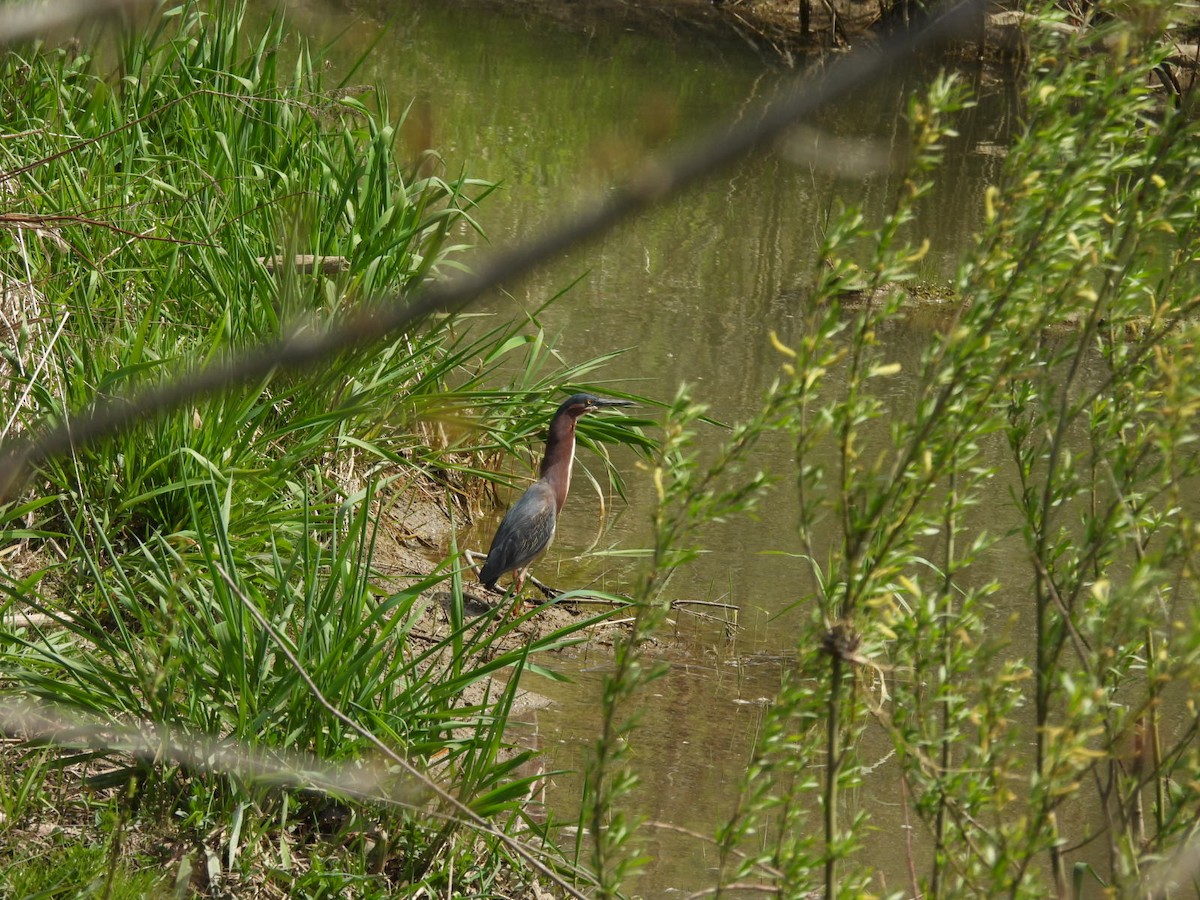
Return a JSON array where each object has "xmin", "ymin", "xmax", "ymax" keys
[
  {"xmin": 425, "ymin": 0, "xmax": 941, "ymax": 58},
  {"xmin": 4, "ymin": 0, "xmax": 1200, "ymax": 897},
  {"xmin": 0, "ymin": 2, "xmax": 653, "ymax": 894}
]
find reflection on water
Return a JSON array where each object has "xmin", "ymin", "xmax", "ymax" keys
[
  {"xmin": 523, "ymin": 653, "xmax": 782, "ymax": 895},
  {"xmin": 258, "ymin": 0, "xmax": 1019, "ymax": 891}
]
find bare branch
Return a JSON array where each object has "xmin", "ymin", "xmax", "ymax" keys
[{"xmin": 0, "ymin": 0, "xmax": 151, "ymax": 46}]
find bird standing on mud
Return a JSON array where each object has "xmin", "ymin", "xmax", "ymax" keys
[{"xmin": 480, "ymin": 393, "xmax": 633, "ymax": 595}]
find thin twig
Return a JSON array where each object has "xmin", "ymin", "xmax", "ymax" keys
[
  {"xmin": 670, "ymin": 598, "xmax": 739, "ymax": 612},
  {"xmin": 644, "ymin": 819, "xmax": 786, "ymax": 880},
  {"xmin": 0, "ymin": 699, "xmax": 421, "ymax": 806},
  {"xmin": 0, "ymin": 213, "xmax": 209, "ymax": 246},
  {"xmin": 684, "ymin": 884, "xmax": 797, "ymax": 899}
]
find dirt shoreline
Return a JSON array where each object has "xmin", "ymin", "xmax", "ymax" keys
[
  {"xmin": 370, "ymin": 485, "xmax": 697, "ymax": 658},
  {"xmin": 383, "ymin": 0, "xmax": 916, "ymax": 63}
]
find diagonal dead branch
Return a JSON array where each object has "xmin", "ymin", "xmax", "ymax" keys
[
  {"xmin": 0, "ymin": 0, "xmax": 984, "ymax": 500},
  {"xmin": 0, "ymin": 0, "xmax": 151, "ymax": 46}
]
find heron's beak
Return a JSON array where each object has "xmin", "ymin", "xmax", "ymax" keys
[{"xmin": 592, "ymin": 398, "xmax": 635, "ymax": 409}]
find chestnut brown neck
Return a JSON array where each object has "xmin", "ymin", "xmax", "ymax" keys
[{"xmin": 539, "ymin": 412, "xmax": 578, "ymax": 513}]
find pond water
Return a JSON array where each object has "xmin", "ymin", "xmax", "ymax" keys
[{"xmin": 257, "ymin": 0, "xmax": 1023, "ymax": 893}]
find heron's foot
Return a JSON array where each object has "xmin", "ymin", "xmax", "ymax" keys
[{"xmin": 478, "ymin": 581, "xmax": 529, "ymax": 616}]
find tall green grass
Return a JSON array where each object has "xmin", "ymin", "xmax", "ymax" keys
[
  {"xmin": 0, "ymin": 2, "xmax": 647, "ymax": 894},
  {"xmin": 19, "ymin": 0, "xmax": 1200, "ymax": 897}
]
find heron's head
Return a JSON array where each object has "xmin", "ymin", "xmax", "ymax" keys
[{"xmin": 557, "ymin": 393, "xmax": 635, "ymax": 420}]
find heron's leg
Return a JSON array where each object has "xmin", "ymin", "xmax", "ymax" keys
[{"xmin": 505, "ymin": 568, "xmax": 532, "ymax": 617}]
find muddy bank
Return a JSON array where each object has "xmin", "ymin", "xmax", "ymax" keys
[
  {"xmin": 356, "ymin": 0, "xmax": 921, "ymax": 62},
  {"xmin": 371, "ymin": 481, "xmax": 735, "ymax": 664}
]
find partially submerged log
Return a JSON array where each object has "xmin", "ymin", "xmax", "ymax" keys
[{"xmin": 259, "ymin": 254, "xmax": 350, "ymax": 275}]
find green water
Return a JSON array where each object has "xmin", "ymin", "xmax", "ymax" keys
[{"xmin": 256, "ymin": 1, "xmax": 1019, "ymax": 893}]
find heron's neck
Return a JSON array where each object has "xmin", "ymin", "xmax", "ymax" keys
[{"xmin": 540, "ymin": 415, "xmax": 577, "ymax": 512}]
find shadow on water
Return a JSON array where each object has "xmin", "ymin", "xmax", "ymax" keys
[{"xmin": 257, "ymin": 0, "xmax": 1026, "ymax": 891}]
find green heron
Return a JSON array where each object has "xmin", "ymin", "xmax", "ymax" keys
[{"xmin": 480, "ymin": 393, "xmax": 633, "ymax": 594}]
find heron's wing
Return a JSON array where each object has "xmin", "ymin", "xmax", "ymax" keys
[{"xmin": 479, "ymin": 482, "xmax": 557, "ymax": 586}]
